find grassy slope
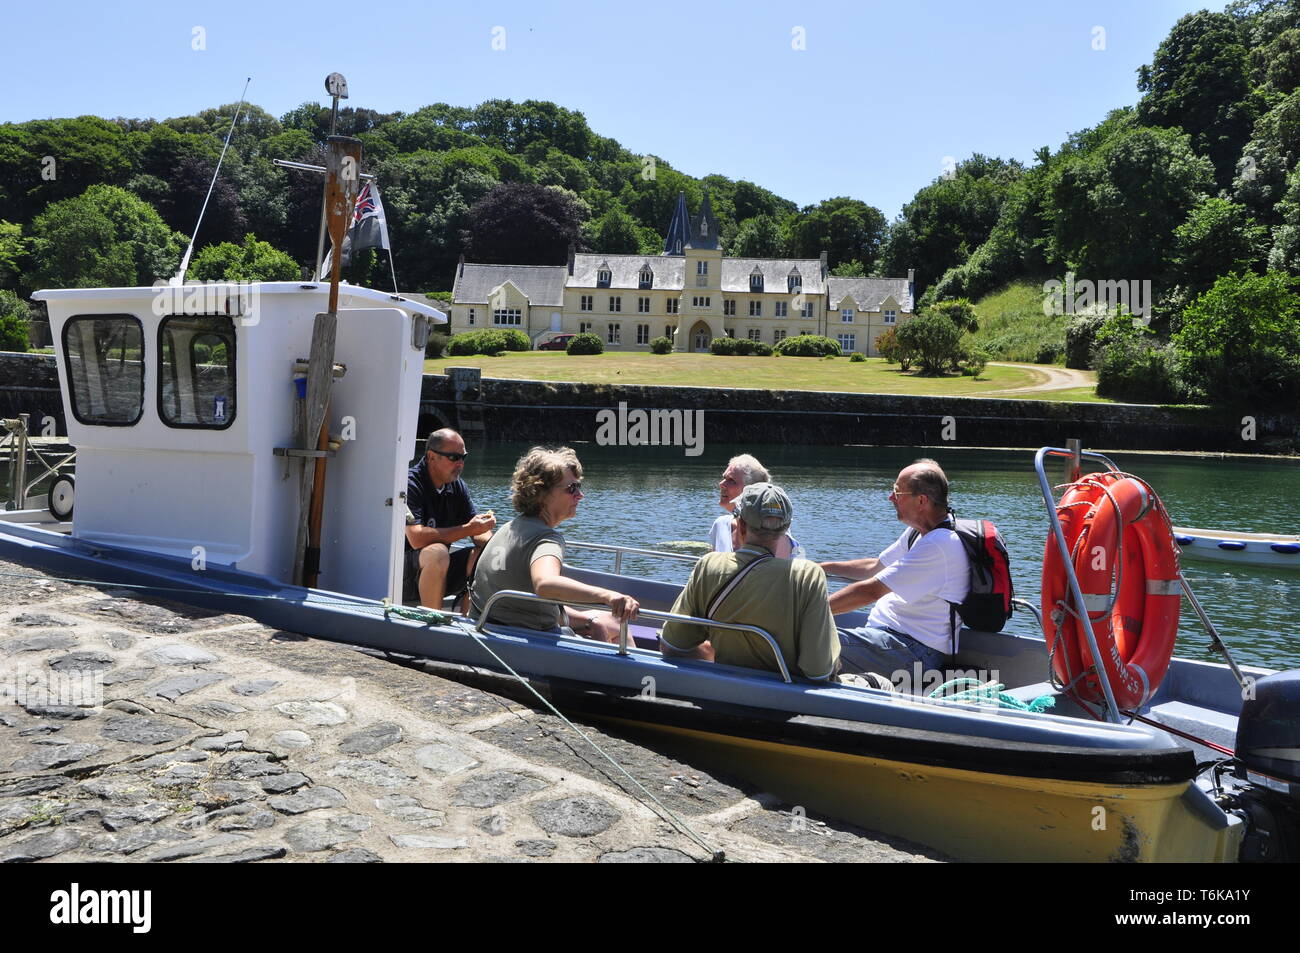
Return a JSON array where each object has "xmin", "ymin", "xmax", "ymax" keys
[
  {"xmin": 965, "ymin": 280, "xmax": 1068, "ymax": 365},
  {"xmin": 425, "ymin": 351, "xmax": 1046, "ymax": 397}
]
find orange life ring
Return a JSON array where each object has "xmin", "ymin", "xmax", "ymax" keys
[{"xmin": 1041, "ymin": 472, "xmax": 1181, "ymax": 710}]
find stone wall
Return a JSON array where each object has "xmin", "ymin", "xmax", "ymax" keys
[
  {"xmin": 0, "ymin": 353, "xmax": 62, "ymax": 432},
  {"xmin": 421, "ymin": 372, "xmax": 1296, "ymax": 454}
]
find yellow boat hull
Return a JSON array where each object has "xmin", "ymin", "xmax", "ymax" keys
[{"xmin": 608, "ymin": 717, "xmax": 1243, "ymax": 862}]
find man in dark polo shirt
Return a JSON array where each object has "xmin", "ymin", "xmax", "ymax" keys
[{"xmin": 404, "ymin": 428, "xmax": 495, "ymax": 609}]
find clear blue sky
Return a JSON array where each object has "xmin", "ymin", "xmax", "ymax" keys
[{"xmin": 7, "ymin": 0, "xmax": 1216, "ymax": 220}]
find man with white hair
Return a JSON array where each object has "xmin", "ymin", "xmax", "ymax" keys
[
  {"xmin": 664, "ymin": 483, "xmax": 837, "ymax": 682},
  {"xmin": 708, "ymin": 454, "xmax": 803, "ymax": 558}
]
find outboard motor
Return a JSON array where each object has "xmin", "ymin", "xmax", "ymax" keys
[{"xmin": 1219, "ymin": 671, "xmax": 1300, "ymax": 862}]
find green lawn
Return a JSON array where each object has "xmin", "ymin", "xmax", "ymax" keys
[{"xmin": 425, "ymin": 351, "xmax": 1065, "ymax": 397}]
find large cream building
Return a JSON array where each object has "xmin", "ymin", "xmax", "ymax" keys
[{"xmin": 447, "ymin": 192, "xmax": 915, "ymax": 356}]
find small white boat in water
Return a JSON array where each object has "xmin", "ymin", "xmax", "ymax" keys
[{"xmin": 1173, "ymin": 526, "xmax": 1300, "ymax": 569}]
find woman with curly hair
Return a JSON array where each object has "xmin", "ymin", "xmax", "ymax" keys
[{"xmin": 470, "ymin": 446, "xmax": 639, "ymax": 642}]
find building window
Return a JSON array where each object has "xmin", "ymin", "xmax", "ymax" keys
[
  {"xmin": 607, "ymin": 323, "xmax": 621, "ymax": 344},
  {"xmin": 609, "ymin": 296, "xmax": 622, "ymax": 312},
  {"xmin": 666, "ymin": 299, "xmax": 679, "ymax": 314},
  {"xmin": 725, "ymin": 328, "xmax": 735, "ymax": 338},
  {"xmin": 493, "ymin": 309, "xmax": 522, "ymax": 326},
  {"xmin": 884, "ymin": 309, "xmax": 897, "ymax": 324},
  {"xmin": 639, "ymin": 269, "xmax": 653, "ymax": 289},
  {"xmin": 665, "ymin": 324, "xmax": 676, "ymax": 338},
  {"xmin": 723, "ymin": 299, "xmax": 735, "ymax": 316},
  {"xmin": 842, "ymin": 308, "xmax": 855, "ymax": 323},
  {"xmin": 580, "ymin": 295, "xmax": 593, "ymax": 311},
  {"xmin": 638, "ymin": 296, "xmax": 650, "ymax": 313},
  {"xmin": 692, "ymin": 296, "xmax": 710, "ymax": 308},
  {"xmin": 773, "ymin": 329, "xmax": 787, "ymax": 343},
  {"xmin": 697, "ymin": 261, "xmax": 708, "ymax": 275},
  {"xmin": 801, "ymin": 301, "xmax": 816, "ymax": 318},
  {"xmin": 788, "ymin": 275, "xmax": 802, "ymax": 293},
  {"xmin": 800, "ymin": 329, "xmax": 812, "ymax": 336},
  {"xmin": 838, "ymin": 333, "xmax": 856, "ymax": 352},
  {"xmin": 774, "ymin": 301, "xmax": 788, "ymax": 318},
  {"xmin": 579, "ymin": 321, "xmax": 592, "ymax": 334},
  {"xmin": 749, "ymin": 273, "xmax": 763, "ymax": 293},
  {"xmin": 637, "ymin": 324, "xmax": 650, "ymax": 344},
  {"xmin": 748, "ymin": 301, "xmax": 762, "ymax": 317},
  {"xmin": 467, "ymin": 308, "xmax": 476, "ymax": 326},
  {"xmin": 747, "ymin": 328, "xmax": 762, "ymax": 342},
  {"xmin": 597, "ymin": 269, "xmax": 611, "ymax": 287}
]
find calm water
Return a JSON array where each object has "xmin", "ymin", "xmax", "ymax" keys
[{"xmin": 462, "ymin": 442, "xmax": 1300, "ymax": 671}]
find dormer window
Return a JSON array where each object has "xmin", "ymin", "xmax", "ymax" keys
[
  {"xmin": 788, "ymin": 271, "xmax": 802, "ymax": 293},
  {"xmin": 597, "ymin": 264, "xmax": 612, "ymax": 288},
  {"xmin": 749, "ymin": 270, "xmax": 764, "ymax": 293},
  {"xmin": 639, "ymin": 268, "xmax": 653, "ymax": 289}
]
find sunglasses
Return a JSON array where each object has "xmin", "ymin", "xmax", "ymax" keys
[
  {"xmin": 431, "ymin": 450, "xmax": 468, "ymax": 462},
  {"xmin": 890, "ymin": 485, "xmax": 916, "ymax": 497},
  {"xmin": 562, "ymin": 481, "xmax": 583, "ymax": 496}
]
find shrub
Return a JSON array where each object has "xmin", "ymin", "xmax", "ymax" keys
[
  {"xmin": 426, "ymin": 332, "xmax": 449, "ymax": 359},
  {"xmin": 733, "ymin": 338, "xmax": 756, "ymax": 356},
  {"xmin": 753, "ymin": 342, "xmax": 773, "ymax": 356},
  {"xmin": 1094, "ymin": 316, "xmax": 1184, "ymax": 403},
  {"xmin": 925, "ymin": 298, "xmax": 979, "ymax": 333},
  {"xmin": 961, "ymin": 346, "xmax": 990, "ymax": 377},
  {"xmin": 565, "ymin": 332, "xmax": 604, "ymax": 355},
  {"xmin": 0, "ymin": 290, "xmax": 31, "ymax": 352},
  {"xmin": 1034, "ymin": 341, "xmax": 1063, "ymax": 364},
  {"xmin": 649, "ymin": 336, "xmax": 673, "ymax": 354},
  {"xmin": 446, "ymin": 329, "xmax": 530, "ymax": 356},
  {"xmin": 895, "ymin": 314, "xmax": 963, "ymax": 375},
  {"xmin": 710, "ymin": 336, "xmax": 739, "ymax": 355},
  {"xmin": 774, "ymin": 334, "xmax": 841, "ymax": 357},
  {"xmin": 1174, "ymin": 271, "xmax": 1300, "ymax": 406},
  {"xmin": 849, "ymin": 351, "xmax": 866, "ymax": 362},
  {"xmin": 1064, "ymin": 311, "xmax": 1108, "ymax": 369}
]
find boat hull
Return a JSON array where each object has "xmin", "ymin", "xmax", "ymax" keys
[{"xmin": 1173, "ymin": 526, "xmax": 1300, "ymax": 569}]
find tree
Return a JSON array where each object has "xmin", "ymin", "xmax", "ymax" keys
[
  {"xmin": 585, "ymin": 207, "xmax": 641, "ymax": 253},
  {"xmin": 787, "ymin": 197, "xmax": 886, "ymax": 269},
  {"xmin": 1137, "ymin": 11, "xmax": 1261, "ymax": 188},
  {"xmin": 186, "ymin": 233, "xmax": 299, "ymax": 281},
  {"xmin": 895, "ymin": 313, "xmax": 963, "ymax": 375},
  {"xmin": 1045, "ymin": 125, "xmax": 1214, "ymax": 281},
  {"xmin": 727, "ymin": 215, "xmax": 786, "ymax": 258},
  {"xmin": 925, "ymin": 298, "xmax": 979, "ymax": 333},
  {"xmin": 1175, "ymin": 270, "xmax": 1300, "ymax": 404},
  {"xmin": 0, "ymin": 221, "xmax": 28, "ymax": 291},
  {"xmin": 1169, "ymin": 197, "xmax": 1267, "ymax": 296},
  {"xmin": 29, "ymin": 185, "xmax": 187, "ymax": 288},
  {"xmin": 465, "ymin": 183, "xmax": 588, "ymax": 265}
]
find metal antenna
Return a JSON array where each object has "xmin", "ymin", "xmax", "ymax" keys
[{"xmin": 173, "ymin": 77, "xmax": 252, "ymax": 284}]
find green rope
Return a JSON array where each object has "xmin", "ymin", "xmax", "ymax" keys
[{"xmin": 927, "ymin": 678, "xmax": 1056, "ymax": 713}]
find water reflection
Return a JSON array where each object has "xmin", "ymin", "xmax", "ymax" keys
[{"xmin": 465, "ymin": 442, "xmax": 1300, "ymax": 671}]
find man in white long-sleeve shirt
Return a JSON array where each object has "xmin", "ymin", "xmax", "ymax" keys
[{"xmin": 708, "ymin": 454, "xmax": 804, "ymax": 559}]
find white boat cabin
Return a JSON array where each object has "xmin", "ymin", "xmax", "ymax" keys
[{"xmin": 31, "ymin": 282, "xmax": 444, "ymax": 601}]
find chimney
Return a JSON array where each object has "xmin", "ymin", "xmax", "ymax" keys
[
  {"xmin": 458, "ymin": 254, "xmax": 465, "ymax": 278},
  {"xmin": 819, "ymin": 250, "xmax": 828, "ymax": 279},
  {"xmin": 567, "ymin": 244, "xmax": 576, "ymax": 276},
  {"xmin": 908, "ymin": 267, "xmax": 915, "ymax": 306}
]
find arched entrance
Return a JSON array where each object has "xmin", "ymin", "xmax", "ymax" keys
[{"xmin": 689, "ymin": 320, "xmax": 712, "ymax": 353}]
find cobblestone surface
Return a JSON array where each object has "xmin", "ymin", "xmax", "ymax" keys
[{"xmin": 0, "ymin": 556, "xmax": 944, "ymax": 863}]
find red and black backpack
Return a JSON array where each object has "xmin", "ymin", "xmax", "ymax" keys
[{"xmin": 906, "ymin": 515, "xmax": 1014, "ymax": 635}]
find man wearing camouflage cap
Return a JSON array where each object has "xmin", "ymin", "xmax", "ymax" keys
[{"xmin": 660, "ymin": 483, "xmax": 839, "ymax": 682}]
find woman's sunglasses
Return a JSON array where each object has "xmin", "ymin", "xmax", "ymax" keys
[{"xmin": 562, "ymin": 481, "xmax": 583, "ymax": 496}]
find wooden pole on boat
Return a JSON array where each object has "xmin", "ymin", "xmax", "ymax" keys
[{"xmin": 293, "ymin": 135, "xmax": 362, "ymax": 588}]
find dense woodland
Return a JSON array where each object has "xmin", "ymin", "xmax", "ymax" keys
[{"xmin": 2, "ymin": 0, "xmax": 1299, "ymax": 405}]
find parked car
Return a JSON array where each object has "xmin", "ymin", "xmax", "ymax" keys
[{"xmin": 538, "ymin": 333, "xmax": 577, "ymax": 351}]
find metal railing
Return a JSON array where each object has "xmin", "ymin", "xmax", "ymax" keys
[
  {"xmin": 472, "ymin": 588, "xmax": 792, "ymax": 682},
  {"xmin": 1, "ymin": 414, "xmax": 75, "ymax": 511},
  {"xmin": 565, "ymin": 539, "xmax": 700, "ymax": 575}
]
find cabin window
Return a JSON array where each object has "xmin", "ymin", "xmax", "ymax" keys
[
  {"xmin": 158, "ymin": 315, "xmax": 237, "ymax": 429},
  {"xmin": 62, "ymin": 315, "xmax": 145, "ymax": 426}
]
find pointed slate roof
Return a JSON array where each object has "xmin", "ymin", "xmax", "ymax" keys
[
  {"xmin": 662, "ymin": 191, "xmax": 690, "ymax": 256},
  {"xmin": 687, "ymin": 190, "xmax": 720, "ymax": 251}
]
